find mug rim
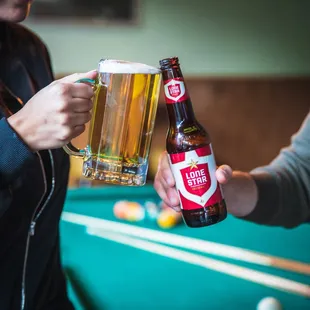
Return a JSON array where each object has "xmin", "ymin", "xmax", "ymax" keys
[{"xmin": 98, "ymin": 58, "xmax": 161, "ymax": 75}]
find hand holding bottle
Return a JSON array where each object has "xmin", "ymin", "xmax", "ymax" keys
[{"xmin": 154, "ymin": 150, "xmax": 258, "ymax": 218}]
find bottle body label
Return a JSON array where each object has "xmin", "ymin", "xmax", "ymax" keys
[
  {"xmin": 163, "ymin": 78, "xmax": 189, "ymax": 103},
  {"xmin": 168, "ymin": 145, "xmax": 224, "ymax": 210}
]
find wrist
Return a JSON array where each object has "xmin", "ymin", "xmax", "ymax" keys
[
  {"xmin": 7, "ymin": 113, "xmax": 36, "ymax": 152},
  {"xmin": 223, "ymin": 171, "xmax": 258, "ymax": 217}
]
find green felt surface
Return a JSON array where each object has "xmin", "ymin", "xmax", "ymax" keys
[{"xmin": 60, "ymin": 186, "xmax": 310, "ymax": 310}]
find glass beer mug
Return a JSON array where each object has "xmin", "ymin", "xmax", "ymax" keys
[{"xmin": 64, "ymin": 59, "xmax": 162, "ymax": 186}]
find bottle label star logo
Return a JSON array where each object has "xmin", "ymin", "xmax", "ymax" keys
[{"xmin": 188, "ymin": 159, "xmax": 198, "ymax": 170}]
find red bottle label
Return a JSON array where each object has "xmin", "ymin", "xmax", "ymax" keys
[
  {"xmin": 163, "ymin": 78, "xmax": 189, "ymax": 104},
  {"xmin": 169, "ymin": 145, "xmax": 224, "ymax": 211}
]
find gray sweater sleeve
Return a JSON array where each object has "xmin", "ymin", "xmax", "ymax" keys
[{"xmin": 241, "ymin": 112, "xmax": 310, "ymax": 228}]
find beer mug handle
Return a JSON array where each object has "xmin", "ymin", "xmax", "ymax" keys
[{"xmin": 62, "ymin": 78, "xmax": 96, "ymax": 158}]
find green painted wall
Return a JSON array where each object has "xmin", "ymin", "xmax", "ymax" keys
[{"xmin": 25, "ymin": 0, "xmax": 310, "ymax": 76}]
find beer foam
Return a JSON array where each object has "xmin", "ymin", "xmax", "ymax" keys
[{"xmin": 99, "ymin": 59, "xmax": 161, "ymax": 74}]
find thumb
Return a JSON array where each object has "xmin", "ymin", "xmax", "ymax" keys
[
  {"xmin": 58, "ymin": 69, "xmax": 97, "ymax": 83},
  {"xmin": 216, "ymin": 165, "xmax": 233, "ymax": 184}
]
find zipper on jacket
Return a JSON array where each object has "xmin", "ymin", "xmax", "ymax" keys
[{"xmin": 20, "ymin": 150, "xmax": 55, "ymax": 310}]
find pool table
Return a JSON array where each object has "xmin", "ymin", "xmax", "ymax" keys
[{"xmin": 60, "ymin": 185, "xmax": 310, "ymax": 310}]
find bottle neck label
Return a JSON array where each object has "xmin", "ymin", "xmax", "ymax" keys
[
  {"xmin": 163, "ymin": 77, "xmax": 189, "ymax": 104},
  {"xmin": 168, "ymin": 145, "xmax": 224, "ymax": 210}
]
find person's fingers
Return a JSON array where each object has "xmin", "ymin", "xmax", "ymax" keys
[
  {"xmin": 158, "ymin": 151, "xmax": 175, "ymax": 187},
  {"xmin": 153, "ymin": 179, "xmax": 170, "ymax": 206},
  {"xmin": 158, "ymin": 151, "xmax": 170, "ymax": 170},
  {"xmin": 71, "ymin": 98, "xmax": 93, "ymax": 112},
  {"xmin": 154, "ymin": 151, "xmax": 180, "ymax": 211},
  {"xmin": 58, "ymin": 70, "xmax": 97, "ymax": 84},
  {"xmin": 154, "ymin": 180, "xmax": 181, "ymax": 212},
  {"xmin": 71, "ymin": 124, "xmax": 86, "ymax": 138},
  {"xmin": 71, "ymin": 112, "xmax": 92, "ymax": 126},
  {"xmin": 161, "ymin": 201, "xmax": 181, "ymax": 212},
  {"xmin": 166, "ymin": 187, "xmax": 181, "ymax": 211},
  {"xmin": 155, "ymin": 152, "xmax": 174, "ymax": 188},
  {"xmin": 70, "ymin": 82, "xmax": 94, "ymax": 99},
  {"xmin": 216, "ymin": 165, "xmax": 233, "ymax": 184}
]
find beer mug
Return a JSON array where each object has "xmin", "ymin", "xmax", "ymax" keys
[{"xmin": 64, "ymin": 59, "xmax": 162, "ymax": 186}]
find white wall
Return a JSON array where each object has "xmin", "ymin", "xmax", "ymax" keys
[{"xmin": 25, "ymin": 0, "xmax": 310, "ymax": 76}]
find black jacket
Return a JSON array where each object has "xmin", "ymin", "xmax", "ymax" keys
[{"xmin": 0, "ymin": 23, "xmax": 74, "ymax": 309}]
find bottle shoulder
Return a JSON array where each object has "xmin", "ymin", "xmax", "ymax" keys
[{"xmin": 166, "ymin": 122, "xmax": 211, "ymax": 154}]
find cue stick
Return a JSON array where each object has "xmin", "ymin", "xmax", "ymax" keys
[
  {"xmin": 86, "ymin": 227, "xmax": 310, "ymax": 298},
  {"xmin": 62, "ymin": 212, "xmax": 310, "ymax": 276}
]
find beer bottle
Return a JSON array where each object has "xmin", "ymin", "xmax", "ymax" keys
[{"xmin": 159, "ymin": 56, "xmax": 227, "ymax": 228}]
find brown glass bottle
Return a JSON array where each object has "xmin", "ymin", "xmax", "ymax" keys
[{"xmin": 159, "ymin": 56, "xmax": 227, "ymax": 228}]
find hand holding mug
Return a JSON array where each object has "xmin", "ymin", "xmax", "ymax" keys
[{"xmin": 8, "ymin": 70, "xmax": 97, "ymax": 151}]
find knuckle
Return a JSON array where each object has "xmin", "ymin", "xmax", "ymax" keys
[
  {"xmin": 79, "ymin": 124, "xmax": 86, "ymax": 133},
  {"xmin": 60, "ymin": 113, "xmax": 70, "ymax": 125},
  {"xmin": 59, "ymin": 127, "xmax": 72, "ymax": 141},
  {"xmin": 74, "ymin": 125, "xmax": 85, "ymax": 137},
  {"xmin": 154, "ymin": 170, "xmax": 162, "ymax": 183},
  {"xmin": 153, "ymin": 179, "xmax": 160, "ymax": 191},
  {"xmin": 154, "ymin": 183, "xmax": 164, "ymax": 197},
  {"xmin": 162, "ymin": 168, "xmax": 172, "ymax": 179},
  {"xmin": 57, "ymin": 99, "xmax": 70, "ymax": 112},
  {"xmin": 89, "ymin": 86, "xmax": 95, "ymax": 97},
  {"xmin": 80, "ymin": 84, "xmax": 94, "ymax": 98},
  {"xmin": 58, "ymin": 83, "xmax": 71, "ymax": 96},
  {"xmin": 158, "ymin": 151, "xmax": 167, "ymax": 167}
]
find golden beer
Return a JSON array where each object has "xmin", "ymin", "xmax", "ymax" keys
[{"xmin": 64, "ymin": 59, "xmax": 161, "ymax": 186}]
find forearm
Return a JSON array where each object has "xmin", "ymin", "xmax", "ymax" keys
[
  {"xmin": 225, "ymin": 167, "xmax": 310, "ymax": 228},
  {"xmin": 241, "ymin": 156, "xmax": 310, "ymax": 228},
  {"xmin": 239, "ymin": 113, "xmax": 310, "ymax": 228}
]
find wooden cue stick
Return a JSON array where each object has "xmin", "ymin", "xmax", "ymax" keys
[
  {"xmin": 86, "ymin": 227, "xmax": 310, "ymax": 298},
  {"xmin": 62, "ymin": 212, "xmax": 310, "ymax": 275}
]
